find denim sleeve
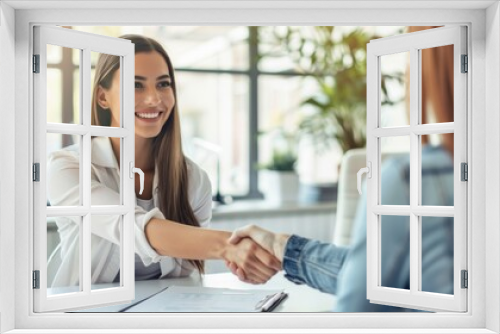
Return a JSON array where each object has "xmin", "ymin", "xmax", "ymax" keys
[{"xmin": 282, "ymin": 235, "xmax": 349, "ymax": 295}]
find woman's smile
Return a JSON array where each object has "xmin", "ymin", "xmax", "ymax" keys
[{"xmin": 135, "ymin": 109, "xmax": 164, "ymax": 123}]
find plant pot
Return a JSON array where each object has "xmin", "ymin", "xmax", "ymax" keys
[
  {"xmin": 259, "ymin": 170, "xmax": 299, "ymax": 203},
  {"xmin": 298, "ymin": 182, "xmax": 338, "ymax": 203}
]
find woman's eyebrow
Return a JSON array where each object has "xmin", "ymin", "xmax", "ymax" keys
[
  {"xmin": 134, "ymin": 75, "xmax": 171, "ymax": 81},
  {"xmin": 156, "ymin": 75, "xmax": 171, "ymax": 81}
]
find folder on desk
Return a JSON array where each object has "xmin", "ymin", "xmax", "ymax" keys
[{"xmin": 123, "ymin": 286, "xmax": 288, "ymax": 313}]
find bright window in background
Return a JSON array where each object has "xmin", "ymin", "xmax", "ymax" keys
[
  {"xmin": 257, "ymin": 26, "xmax": 406, "ymax": 185},
  {"xmin": 48, "ymin": 26, "xmax": 407, "ymax": 199}
]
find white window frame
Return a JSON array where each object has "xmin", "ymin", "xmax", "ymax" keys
[
  {"xmin": 33, "ymin": 25, "xmax": 136, "ymax": 312},
  {"xmin": 366, "ymin": 26, "xmax": 467, "ymax": 312},
  {"xmin": 0, "ymin": 2, "xmax": 498, "ymax": 333}
]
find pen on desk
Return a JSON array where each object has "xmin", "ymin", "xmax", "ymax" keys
[{"xmin": 261, "ymin": 292, "xmax": 284, "ymax": 312}]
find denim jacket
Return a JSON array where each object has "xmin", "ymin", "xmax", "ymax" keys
[{"xmin": 283, "ymin": 146, "xmax": 454, "ymax": 312}]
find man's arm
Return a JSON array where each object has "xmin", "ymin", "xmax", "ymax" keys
[{"xmin": 228, "ymin": 225, "xmax": 349, "ymax": 294}]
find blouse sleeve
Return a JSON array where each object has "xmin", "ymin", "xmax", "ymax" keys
[
  {"xmin": 47, "ymin": 150, "xmax": 170, "ymax": 267},
  {"xmin": 186, "ymin": 158, "xmax": 213, "ymax": 228}
]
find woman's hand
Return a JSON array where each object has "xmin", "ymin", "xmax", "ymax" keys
[
  {"xmin": 225, "ymin": 225, "xmax": 291, "ymax": 283},
  {"xmin": 222, "ymin": 238, "xmax": 281, "ymax": 284},
  {"xmin": 144, "ymin": 218, "xmax": 280, "ymax": 283}
]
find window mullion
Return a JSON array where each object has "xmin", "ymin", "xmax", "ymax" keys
[
  {"xmin": 61, "ymin": 46, "xmax": 75, "ymax": 125},
  {"xmin": 409, "ymin": 47, "xmax": 420, "ymax": 295},
  {"xmin": 248, "ymin": 26, "xmax": 262, "ymax": 199},
  {"xmin": 81, "ymin": 47, "xmax": 92, "ymax": 294}
]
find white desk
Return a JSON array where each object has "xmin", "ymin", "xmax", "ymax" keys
[{"xmin": 76, "ymin": 272, "xmax": 336, "ymax": 313}]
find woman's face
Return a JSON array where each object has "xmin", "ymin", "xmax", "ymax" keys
[{"xmin": 99, "ymin": 51, "xmax": 175, "ymax": 139}]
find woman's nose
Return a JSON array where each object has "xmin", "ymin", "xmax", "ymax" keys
[{"xmin": 144, "ymin": 87, "xmax": 161, "ymax": 106}]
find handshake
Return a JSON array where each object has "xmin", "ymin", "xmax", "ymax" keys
[{"xmin": 223, "ymin": 225, "xmax": 291, "ymax": 285}]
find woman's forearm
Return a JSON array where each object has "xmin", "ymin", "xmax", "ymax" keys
[{"xmin": 145, "ymin": 217, "xmax": 232, "ymax": 260}]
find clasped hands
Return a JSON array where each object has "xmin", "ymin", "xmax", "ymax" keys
[{"xmin": 223, "ymin": 225, "xmax": 290, "ymax": 284}]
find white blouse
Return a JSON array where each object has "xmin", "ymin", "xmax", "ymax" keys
[{"xmin": 47, "ymin": 136, "xmax": 212, "ymax": 287}]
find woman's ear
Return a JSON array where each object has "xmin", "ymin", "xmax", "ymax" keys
[{"xmin": 96, "ymin": 86, "xmax": 110, "ymax": 110}]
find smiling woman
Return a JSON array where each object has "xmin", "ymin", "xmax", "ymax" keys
[
  {"xmin": 98, "ymin": 52, "xmax": 174, "ymax": 132},
  {"xmin": 46, "ymin": 34, "xmax": 281, "ymax": 289}
]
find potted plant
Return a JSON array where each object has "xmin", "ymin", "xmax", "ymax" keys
[
  {"xmin": 260, "ymin": 26, "xmax": 403, "ymax": 154},
  {"xmin": 259, "ymin": 27, "xmax": 404, "ymax": 201},
  {"xmin": 258, "ymin": 129, "xmax": 299, "ymax": 203}
]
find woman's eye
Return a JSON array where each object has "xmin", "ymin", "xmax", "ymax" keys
[
  {"xmin": 134, "ymin": 82, "xmax": 143, "ymax": 89},
  {"xmin": 158, "ymin": 81, "xmax": 171, "ymax": 89}
]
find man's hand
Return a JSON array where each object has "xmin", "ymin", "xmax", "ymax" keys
[
  {"xmin": 228, "ymin": 224, "xmax": 290, "ymax": 261},
  {"xmin": 226, "ymin": 225, "xmax": 291, "ymax": 283},
  {"xmin": 222, "ymin": 237, "xmax": 281, "ymax": 284}
]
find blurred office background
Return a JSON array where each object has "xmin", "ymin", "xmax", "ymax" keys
[{"xmin": 46, "ymin": 26, "xmax": 411, "ymax": 273}]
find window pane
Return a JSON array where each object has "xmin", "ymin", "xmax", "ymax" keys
[
  {"xmin": 91, "ymin": 51, "xmax": 121, "ymax": 127},
  {"xmin": 46, "ymin": 133, "xmax": 81, "ymax": 207},
  {"xmin": 420, "ymin": 45, "xmax": 454, "ymax": 124},
  {"xmin": 47, "ymin": 43, "xmax": 62, "ymax": 63},
  {"xmin": 258, "ymin": 75, "xmax": 341, "ymax": 185},
  {"xmin": 380, "ymin": 136, "xmax": 410, "ymax": 205},
  {"xmin": 159, "ymin": 26, "xmax": 249, "ymax": 70},
  {"xmin": 381, "ymin": 215, "xmax": 410, "ymax": 290},
  {"xmin": 90, "ymin": 137, "xmax": 121, "ymax": 205},
  {"xmin": 380, "ymin": 51, "xmax": 410, "ymax": 127},
  {"xmin": 46, "ymin": 69, "xmax": 62, "ymax": 122},
  {"xmin": 91, "ymin": 215, "xmax": 122, "ymax": 290},
  {"xmin": 47, "ymin": 216, "xmax": 81, "ymax": 296},
  {"xmin": 73, "ymin": 69, "xmax": 81, "ymax": 125},
  {"xmin": 179, "ymin": 72, "xmax": 250, "ymax": 196},
  {"xmin": 46, "ymin": 45, "xmax": 80, "ymax": 124},
  {"xmin": 259, "ymin": 74, "xmax": 309, "ymax": 183},
  {"xmin": 258, "ymin": 75, "xmax": 311, "ymax": 132},
  {"xmin": 420, "ymin": 134, "xmax": 454, "ymax": 206},
  {"xmin": 421, "ymin": 216, "xmax": 454, "ymax": 295}
]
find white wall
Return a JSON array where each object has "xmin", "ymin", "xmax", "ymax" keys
[
  {"xmin": 0, "ymin": 2, "xmax": 16, "ymax": 333},
  {"xmin": 485, "ymin": 2, "xmax": 500, "ymax": 333}
]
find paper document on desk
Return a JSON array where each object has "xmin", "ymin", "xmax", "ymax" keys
[{"xmin": 124, "ymin": 286, "xmax": 287, "ymax": 312}]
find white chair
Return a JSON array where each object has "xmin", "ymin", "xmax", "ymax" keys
[
  {"xmin": 334, "ymin": 149, "xmax": 406, "ymax": 247},
  {"xmin": 333, "ymin": 148, "xmax": 367, "ymax": 247}
]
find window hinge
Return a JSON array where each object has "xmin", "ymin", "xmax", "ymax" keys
[
  {"xmin": 461, "ymin": 54, "xmax": 468, "ymax": 73},
  {"xmin": 461, "ymin": 162, "xmax": 468, "ymax": 181},
  {"xmin": 33, "ymin": 270, "xmax": 40, "ymax": 289},
  {"xmin": 33, "ymin": 163, "xmax": 40, "ymax": 182},
  {"xmin": 33, "ymin": 54, "xmax": 40, "ymax": 73},
  {"xmin": 461, "ymin": 270, "xmax": 468, "ymax": 289}
]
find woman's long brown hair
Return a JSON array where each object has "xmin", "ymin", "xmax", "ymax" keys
[
  {"xmin": 407, "ymin": 26, "xmax": 455, "ymax": 155},
  {"xmin": 91, "ymin": 35, "xmax": 204, "ymax": 274}
]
